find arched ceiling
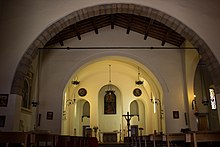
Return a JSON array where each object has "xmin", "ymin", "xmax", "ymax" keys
[{"xmin": 46, "ymin": 13, "xmax": 185, "ymax": 47}]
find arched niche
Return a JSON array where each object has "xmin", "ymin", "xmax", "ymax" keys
[
  {"xmin": 98, "ymin": 84, "xmax": 122, "ymax": 132},
  {"xmin": 62, "ymin": 98, "xmax": 90, "ymax": 136},
  {"xmin": 74, "ymin": 99, "xmax": 90, "ymax": 136},
  {"xmin": 130, "ymin": 100, "xmax": 146, "ymax": 135}
]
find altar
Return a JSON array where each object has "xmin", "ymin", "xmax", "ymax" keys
[{"xmin": 100, "ymin": 132, "xmax": 119, "ymax": 143}]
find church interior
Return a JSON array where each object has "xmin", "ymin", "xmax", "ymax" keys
[{"xmin": 1, "ymin": 1, "xmax": 220, "ymax": 146}]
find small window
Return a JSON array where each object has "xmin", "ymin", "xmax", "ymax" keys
[
  {"xmin": 22, "ymin": 79, "xmax": 31, "ymax": 109},
  {"xmin": 209, "ymin": 88, "xmax": 217, "ymax": 110},
  {"xmin": 22, "ymin": 71, "xmax": 33, "ymax": 109}
]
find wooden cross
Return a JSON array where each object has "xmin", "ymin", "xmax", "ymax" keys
[{"xmin": 122, "ymin": 112, "xmax": 135, "ymax": 137}]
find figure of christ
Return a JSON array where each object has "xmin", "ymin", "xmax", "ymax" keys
[{"xmin": 122, "ymin": 112, "xmax": 135, "ymax": 137}]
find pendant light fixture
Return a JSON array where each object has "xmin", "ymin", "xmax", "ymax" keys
[
  {"xmin": 66, "ymin": 76, "xmax": 80, "ymax": 106},
  {"xmin": 135, "ymin": 66, "xmax": 144, "ymax": 86},
  {"xmin": 105, "ymin": 64, "xmax": 115, "ymax": 95}
]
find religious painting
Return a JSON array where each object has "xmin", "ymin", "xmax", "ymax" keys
[
  {"xmin": 173, "ymin": 111, "xmax": 179, "ymax": 119},
  {"xmin": 0, "ymin": 94, "xmax": 8, "ymax": 107},
  {"xmin": 0, "ymin": 115, "xmax": 6, "ymax": 127},
  {"xmin": 46, "ymin": 112, "xmax": 53, "ymax": 120},
  {"xmin": 104, "ymin": 91, "xmax": 116, "ymax": 114}
]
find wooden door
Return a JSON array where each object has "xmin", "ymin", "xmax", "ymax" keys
[
  {"xmin": 131, "ymin": 125, "xmax": 138, "ymax": 136},
  {"xmin": 196, "ymin": 113, "xmax": 209, "ymax": 131}
]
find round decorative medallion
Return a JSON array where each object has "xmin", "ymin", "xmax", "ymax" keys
[
  {"xmin": 133, "ymin": 88, "xmax": 142, "ymax": 97},
  {"xmin": 78, "ymin": 88, "xmax": 87, "ymax": 97}
]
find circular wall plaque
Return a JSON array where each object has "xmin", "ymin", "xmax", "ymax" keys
[
  {"xmin": 78, "ymin": 88, "xmax": 87, "ymax": 97},
  {"xmin": 133, "ymin": 88, "xmax": 142, "ymax": 97}
]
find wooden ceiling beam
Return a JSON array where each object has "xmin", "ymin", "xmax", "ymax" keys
[
  {"xmin": 73, "ymin": 23, "xmax": 81, "ymax": 40},
  {"xmin": 126, "ymin": 15, "xmax": 133, "ymax": 34},
  {"xmin": 92, "ymin": 18, "xmax": 99, "ymax": 34},
  {"xmin": 111, "ymin": 14, "xmax": 115, "ymax": 29},
  {"xmin": 45, "ymin": 14, "xmax": 185, "ymax": 47},
  {"xmin": 144, "ymin": 19, "xmax": 154, "ymax": 40},
  {"xmin": 161, "ymin": 30, "xmax": 172, "ymax": 46}
]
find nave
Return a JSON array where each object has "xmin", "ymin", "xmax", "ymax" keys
[{"xmin": 1, "ymin": 131, "xmax": 220, "ymax": 147}]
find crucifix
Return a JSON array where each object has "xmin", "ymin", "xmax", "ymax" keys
[{"xmin": 122, "ymin": 112, "xmax": 137, "ymax": 137}]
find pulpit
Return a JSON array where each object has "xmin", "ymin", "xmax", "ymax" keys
[{"xmin": 102, "ymin": 132, "xmax": 117, "ymax": 143}]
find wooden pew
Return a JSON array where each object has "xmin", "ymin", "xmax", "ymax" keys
[
  {"xmin": 54, "ymin": 135, "xmax": 70, "ymax": 147},
  {"xmin": 166, "ymin": 133, "xmax": 186, "ymax": 147},
  {"xmin": 186, "ymin": 131, "xmax": 220, "ymax": 147},
  {"xmin": 149, "ymin": 133, "xmax": 166, "ymax": 147},
  {"xmin": 0, "ymin": 132, "xmax": 33, "ymax": 147},
  {"xmin": 0, "ymin": 132, "xmax": 99, "ymax": 147},
  {"xmin": 54, "ymin": 135, "xmax": 98, "ymax": 147},
  {"xmin": 32, "ymin": 133, "xmax": 56, "ymax": 147},
  {"xmin": 142, "ymin": 135, "xmax": 150, "ymax": 147},
  {"xmin": 125, "ymin": 134, "xmax": 166, "ymax": 147}
]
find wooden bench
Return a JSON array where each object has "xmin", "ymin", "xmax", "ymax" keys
[
  {"xmin": 0, "ymin": 132, "xmax": 98, "ymax": 147},
  {"xmin": 166, "ymin": 131, "xmax": 220, "ymax": 147},
  {"xmin": 0, "ymin": 132, "xmax": 33, "ymax": 147},
  {"xmin": 166, "ymin": 133, "xmax": 186, "ymax": 147},
  {"xmin": 187, "ymin": 131, "xmax": 220, "ymax": 147},
  {"xmin": 125, "ymin": 134, "xmax": 166, "ymax": 147},
  {"xmin": 54, "ymin": 135, "xmax": 71, "ymax": 147}
]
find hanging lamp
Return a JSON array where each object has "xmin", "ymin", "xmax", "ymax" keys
[
  {"xmin": 135, "ymin": 66, "xmax": 144, "ymax": 85},
  {"xmin": 105, "ymin": 64, "xmax": 115, "ymax": 95}
]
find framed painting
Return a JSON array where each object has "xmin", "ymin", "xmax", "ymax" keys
[
  {"xmin": 47, "ymin": 112, "xmax": 53, "ymax": 120},
  {"xmin": 104, "ymin": 91, "xmax": 116, "ymax": 114},
  {"xmin": 0, "ymin": 115, "xmax": 6, "ymax": 127},
  {"xmin": 0, "ymin": 94, "xmax": 8, "ymax": 107},
  {"xmin": 173, "ymin": 111, "xmax": 179, "ymax": 119}
]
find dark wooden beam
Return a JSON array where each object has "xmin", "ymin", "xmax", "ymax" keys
[
  {"xmin": 161, "ymin": 30, "xmax": 172, "ymax": 46},
  {"xmin": 59, "ymin": 41, "xmax": 64, "ymax": 46},
  {"xmin": 126, "ymin": 27, "xmax": 130, "ymax": 34},
  {"xmin": 126, "ymin": 15, "xmax": 133, "ymax": 34},
  {"xmin": 92, "ymin": 18, "xmax": 98, "ymax": 34},
  {"xmin": 111, "ymin": 14, "xmax": 114, "ymax": 29},
  {"xmin": 144, "ymin": 19, "xmax": 154, "ymax": 40},
  {"xmin": 74, "ymin": 23, "xmax": 81, "ymax": 40}
]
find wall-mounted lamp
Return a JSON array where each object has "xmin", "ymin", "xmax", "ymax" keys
[
  {"xmin": 151, "ymin": 97, "xmax": 160, "ymax": 104},
  {"xmin": 32, "ymin": 100, "xmax": 39, "ymax": 107},
  {"xmin": 192, "ymin": 95, "xmax": 198, "ymax": 113},
  {"xmin": 72, "ymin": 76, "xmax": 80, "ymax": 87},
  {"xmin": 81, "ymin": 115, "xmax": 90, "ymax": 122},
  {"xmin": 72, "ymin": 80, "xmax": 80, "ymax": 86},
  {"xmin": 150, "ymin": 97, "xmax": 164, "ymax": 118},
  {"xmin": 66, "ymin": 98, "xmax": 76, "ymax": 106}
]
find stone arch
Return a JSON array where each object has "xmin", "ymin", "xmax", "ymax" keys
[{"xmin": 11, "ymin": 3, "xmax": 220, "ymax": 95}]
